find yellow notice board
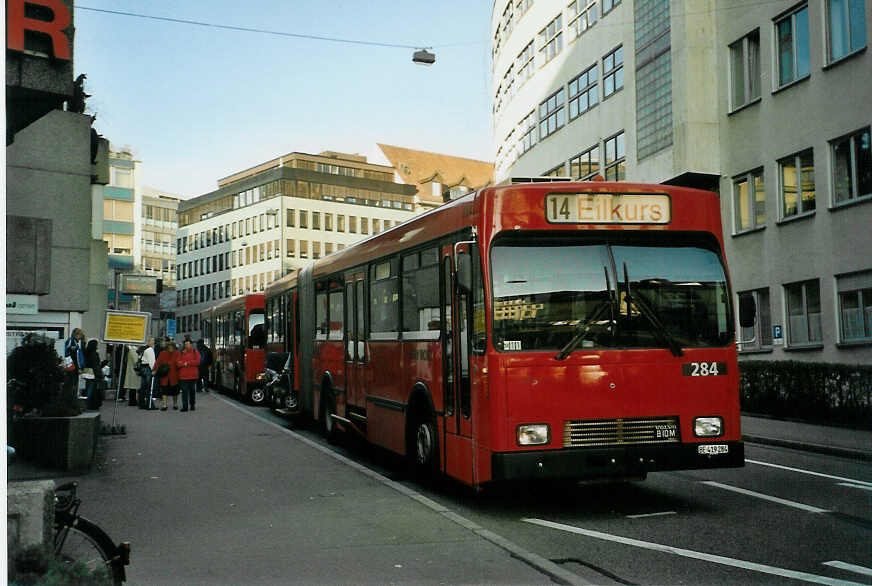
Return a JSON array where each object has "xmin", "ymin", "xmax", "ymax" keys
[{"xmin": 103, "ymin": 311, "xmax": 150, "ymax": 344}]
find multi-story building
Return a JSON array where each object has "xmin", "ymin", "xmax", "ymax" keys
[
  {"xmin": 175, "ymin": 151, "xmax": 418, "ymax": 339},
  {"xmin": 378, "ymin": 144, "xmax": 495, "ymax": 210},
  {"xmin": 104, "ymin": 146, "xmax": 141, "ymax": 309},
  {"xmin": 490, "ymin": 0, "xmax": 871, "ymax": 366},
  {"xmin": 139, "ymin": 187, "xmax": 180, "ymax": 288},
  {"xmin": 139, "ymin": 188, "xmax": 180, "ymax": 339}
]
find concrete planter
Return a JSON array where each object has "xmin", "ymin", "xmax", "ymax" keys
[{"xmin": 11, "ymin": 412, "xmax": 101, "ymax": 471}]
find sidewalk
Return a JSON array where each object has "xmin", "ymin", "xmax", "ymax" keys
[
  {"xmin": 9, "ymin": 393, "xmax": 588, "ymax": 586},
  {"xmin": 741, "ymin": 413, "xmax": 872, "ymax": 461}
]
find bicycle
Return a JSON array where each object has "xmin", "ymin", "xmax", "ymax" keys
[{"xmin": 54, "ymin": 481, "xmax": 130, "ymax": 585}]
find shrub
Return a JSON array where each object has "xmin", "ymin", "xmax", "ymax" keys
[
  {"xmin": 739, "ymin": 360, "xmax": 872, "ymax": 427},
  {"xmin": 7, "ymin": 334, "xmax": 81, "ymax": 418},
  {"xmin": 8, "ymin": 544, "xmax": 113, "ymax": 586}
]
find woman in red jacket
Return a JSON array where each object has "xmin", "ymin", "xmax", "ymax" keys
[
  {"xmin": 153, "ymin": 341, "xmax": 180, "ymax": 411},
  {"xmin": 176, "ymin": 338, "xmax": 201, "ymax": 412}
]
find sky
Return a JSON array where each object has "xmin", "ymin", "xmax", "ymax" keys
[{"xmin": 73, "ymin": 1, "xmax": 495, "ymax": 198}]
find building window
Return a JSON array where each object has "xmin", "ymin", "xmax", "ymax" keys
[
  {"xmin": 604, "ymin": 132, "xmax": 626, "ymax": 181},
  {"xmin": 361, "ymin": 217, "xmax": 369, "ymax": 234},
  {"xmin": 299, "ymin": 210, "xmax": 308, "ymax": 229},
  {"xmin": 779, "ymin": 149, "xmax": 815, "ymax": 218},
  {"xmin": 538, "ymin": 14, "xmax": 563, "ymax": 65},
  {"xmin": 568, "ymin": 63, "xmax": 597, "ymax": 120},
  {"xmin": 785, "ymin": 279, "xmax": 822, "ymax": 346},
  {"xmin": 516, "ymin": 40, "xmax": 535, "ymax": 86},
  {"xmin": 300, "ymin": 240, "xmax": 308, "ymax": 259},
  {"xmin": 603, "ymin": 45, "xmax": 624, "ymax": 97},
  {"xmin": 287, "ymin": 209, "xmax": 295, "ymax": 227},
  {"xmin": 338, "ymin": 215, "xmax": 345, "ymax": 232},
  {"xmin": 372, "ymin": 219, "xmax": 381, "ymax": 234},
  {"xmin": 312, "ymin": 212, "xmax": 320, "ymax": 230},
  {"xmin": 287, "ymin": 239, "xmax": 295, "ymax": 257},
  {"xmin": 828, "ymin": 0, "xmax": 866, "ymax": 62},
  {"xmin": 831, "ymin": 127, "xmax": 872, "ymax": 205},
  {"xmin": 519, "ymin": 110, "xmax": 537, "ymax": 155},
  {"xmin": 837, "ymin": 271, "xmax": 872, "ymax": 343},
  {"xmin": 775, "ymin": 5, "xmax": 810, "ymax": 88},
  {"xmin": 349, "ymin": 216, "xmax": 357, "ymax": 234},
  {"xmin": 738, "ymin": 288, "xmax": 773, "ymax": 350},
  {"xmin": 634, "ymin": 0, "xmax": 672, "ymax": 160},
  {"xmin": 568, "ymin": 0, "xmax": 597, "ymax": 39},
  {"xmin": 570, "ymin": 145, "xmax": 600, "ymax": 180},
  {"xmin": 602, "ymin": 0, "xmax": 621, "ymax": 15},
  {"xmin": 729, "ymin": 30, "xmax": 761, "ymax": 110},
  {"xmin": 733, "ymin": 169, "xmax": 766, "ymax": 232},
  {"xmin": 538, "ymin": 89, "xmax": 566, "ymax": 140}
]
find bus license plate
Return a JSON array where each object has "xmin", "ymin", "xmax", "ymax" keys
[{"xmin": 697, "ymin": 444, "xmax": 729, "ymax": 455}]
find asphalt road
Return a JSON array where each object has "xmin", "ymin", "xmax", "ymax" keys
[
  {"xmin": 73, "ymin": 392, "xmax": 872, "ymax": 585},
  {"xmin": 256, "ymin": 404, "xmax": 872, "ymax": 586}
]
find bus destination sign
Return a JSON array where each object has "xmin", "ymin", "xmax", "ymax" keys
[{"xmin": 545, "ymin": 193, "xmax": 671, "ymax": 224}]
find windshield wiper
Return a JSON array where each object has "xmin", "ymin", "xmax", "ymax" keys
[
  {"xmin": 555, "ymin": 298, "xmax": 612, "ymax": 361},
  {"xmin": 622, "ymin": 263, "xmax": 684, "ymax": 357}
]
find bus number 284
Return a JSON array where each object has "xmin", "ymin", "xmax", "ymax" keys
[{"xmin": 682, "ymin": 362, "xmax": 727, "ymax": 377}]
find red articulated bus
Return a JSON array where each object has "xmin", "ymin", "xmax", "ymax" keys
[
  {"xmin": 267, "ymin": 181, "xmax": 751, "ymax": 489},
  {"xmin": 203, "ymin": 293, "xmax": 268, "ymax": 404}
]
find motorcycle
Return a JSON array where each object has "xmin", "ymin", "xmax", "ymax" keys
[{"xmin": 259, "ymin": 366, "xmax": 298, "ymax": 418}]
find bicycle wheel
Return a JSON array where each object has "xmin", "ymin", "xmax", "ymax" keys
[{"xmin": 55, "ymin": 516, "xmax": 125, "ymax": 585}]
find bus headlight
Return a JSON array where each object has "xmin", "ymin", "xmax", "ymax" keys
[
  {"xmin": 517, "ymin": 424, "xmax": 550, "ymax": 446},
  {"xmin": 694, "ymin": 417, "xmax": 723, "ymax": 437}
]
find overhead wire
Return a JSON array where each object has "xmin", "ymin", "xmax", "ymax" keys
[{"xmin": 75, "ymin": 5, "xmax": 443, "ymax": 50}]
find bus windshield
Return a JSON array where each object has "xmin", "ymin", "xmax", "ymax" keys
[{"xmin": 491, "ymin": 239, "xmax": 732, "ymax": 353}]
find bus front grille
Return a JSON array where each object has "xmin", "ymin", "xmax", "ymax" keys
[{"xmin": 563, "ymin": 417, "xmax": 680, "ymax": 448}]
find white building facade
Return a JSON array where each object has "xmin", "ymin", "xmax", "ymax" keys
[
  {"xmin": 175, "ymin": 151, "xmax": 417, "ymax": 340},
  {"xmin": 491, "ymin": 0, "xmax": 871, "ymax": 365}
]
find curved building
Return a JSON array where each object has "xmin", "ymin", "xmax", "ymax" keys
[{"xmin": 491, "ymin": 0, "xmax": 718, "ymax": 187}]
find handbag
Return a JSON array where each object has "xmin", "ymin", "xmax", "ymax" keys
[{"xmin": 63, "ymin": 356, "xmax": 76, "ymax": 371}]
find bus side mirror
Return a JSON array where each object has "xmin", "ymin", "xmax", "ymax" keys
[
  {"xmin": 456, "ymin": 252, "xmax": 472, "ymax": 294},
  {"xmin": 739, "ymin": 295, "xmax": 756, "ymax": 328}
]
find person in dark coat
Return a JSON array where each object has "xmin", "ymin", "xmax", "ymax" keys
[
  {"xmin": 83, "ymin": 339, "xmax": 102, "ymax": 410},
  {"xmin": 196, "ymin": 339, "xmax": 213, "ymax": 393}
]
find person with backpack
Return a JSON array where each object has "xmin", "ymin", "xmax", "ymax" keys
[{"xmin": 196, "ymin": 339, "xmax": 213, "ymax": 393}]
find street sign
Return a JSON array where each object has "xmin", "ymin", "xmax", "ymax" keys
[
  {"xmin": 103, "ymin": 311, "xmax": 150, "ymax": 344},
  {"xmin": 166, "ymin": 319, "xmax": 177, "ymax": 338}
]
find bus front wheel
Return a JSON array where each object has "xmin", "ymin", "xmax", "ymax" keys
[{"xmin": 408, "ymin": 410, "xmax": 438, "ymax": 482}]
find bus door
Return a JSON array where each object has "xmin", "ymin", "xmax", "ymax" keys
[
  {"xmin": 344, "ymin": 271, "xmax": 368, "ymax": 419},
  {"xmin": 441, "ymin": 244, "xmax": 473, "ymax": 482}
]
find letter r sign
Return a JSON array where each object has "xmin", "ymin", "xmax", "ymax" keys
[{"xmin": 7, "ymin": 0, "xmax": 72, "ymax": 60}]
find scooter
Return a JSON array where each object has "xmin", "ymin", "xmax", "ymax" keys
[{"xmin": 260, "ymin": 366, "xmax": 298, "ymax": 418}]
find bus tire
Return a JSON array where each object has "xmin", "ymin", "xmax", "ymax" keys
[{"xmin": 408, "ymin": 406, "xmax": 439, "ymax": 482}]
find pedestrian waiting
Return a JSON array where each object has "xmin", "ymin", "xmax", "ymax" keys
[
  {"xmin": 152, "ymin": 341, "xmax": 180, "ymax": 411},
  {"xmin": 178, "ymin": 338, "xmax": 201, "ymax": 411}
]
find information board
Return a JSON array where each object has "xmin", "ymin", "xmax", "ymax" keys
[{"xmin": 103, "ymin": 311, "xmax": 150, "ymax": 344}]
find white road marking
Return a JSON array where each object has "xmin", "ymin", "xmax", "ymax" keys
[
  {"xmin": 823, "ymin": 561, "xmax": 872, "ymax": 577},
  {"xmin": 523, "ymin": 518, "xmax": 866, "ymax": 586},
  {"xmin": 837, "ymin": 482, "xmax": 872, "ymax": 492},
  {"xmin": 746, "ymin": 459, "xmax": 872, "ymax": 488},
  {"xmin": 701, "ymin": 481, "xmax": 830, "ymax": 513},
  {"xmin": 626, "ymin": 511, "xmax": 677, "ymax": 519}
]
